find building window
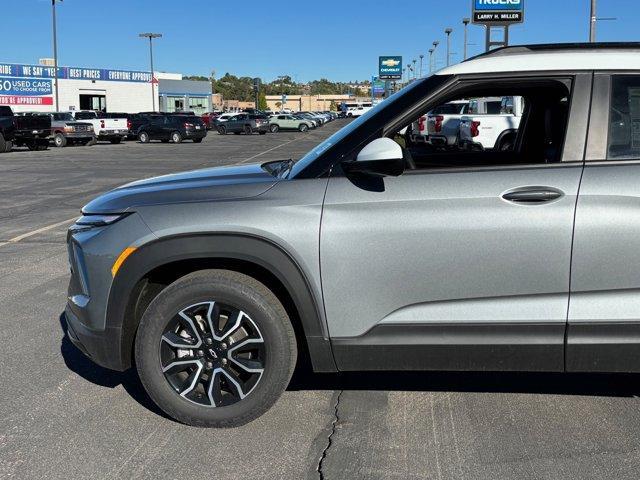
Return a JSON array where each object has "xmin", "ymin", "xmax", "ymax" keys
[
  {"xmin": 165, "ymin": 96, "xmax": 185, "ymax": 113},
  {"xmin": 188, "ymin": 96, "xmax": 207, "ymax": 115}
]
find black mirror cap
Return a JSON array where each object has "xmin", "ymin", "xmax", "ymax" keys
[{"xmin": 342, "ymin": 157, "xmax": 404, "ymax": 177}]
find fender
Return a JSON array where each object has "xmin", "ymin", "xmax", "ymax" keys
[
  {"xmin": 106, "ymin": 233, "xmax": 337, "ymax": 372},
  {"xmin": 493, "ymin": 128, "xmax": 518, "ymax": 150}
]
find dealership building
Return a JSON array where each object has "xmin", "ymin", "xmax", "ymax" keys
[{"xmin": 0, "ymin": 61, "xmax": 212, "ymax": 114}]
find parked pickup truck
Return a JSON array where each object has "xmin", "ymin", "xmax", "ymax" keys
[
  {"xmin": 65, "ymin": 110, "xmax": 128, "ymax": 143},
  {"xmin": 0, "ymin": 106, "xmax": 51, "ymax": 152},
  {"xmin": 410, "ymin": 100, "xmax": 470, "ymax": 146},
  {"xmin": 459, "ymin": 96, "xmax": 525, "ymax": 151},
  {"xmin": 41, "ymin": 112, "xmax": 95, "ymax": 147}
]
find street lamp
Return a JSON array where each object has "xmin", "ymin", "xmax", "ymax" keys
[
  {"xmin": 428, "ymin": 48, "xmax": 435, "ymax": 74},
  {"xmin": 432, "ymin": 41, "xmax": 440, "ymax": 72},
  {"xmin": 445, "ymin": 28, "xmax": 453, "ymax": 66},
  {"xmin": 412, "ymin": 59, "xmax": 417, "ymax": 79},
  {"xmin": 419, "ymin": 54, "xmax": 424, "ymax": 78},
  {"xmin": 139, "ymin": 33, "xmax": 162, "ymax": 111},
  {"xmin": 51, "ymin": 0, "xmax": 62, "ymax": 110},
  {"xmin": 462, "ymin": 18, "xmax": 471, "ymax": 60}
]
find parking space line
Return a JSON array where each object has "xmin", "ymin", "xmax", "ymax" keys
[
  {"xmin": 239, "ymin": 137, "xmax": 302, "ymax": 164},
  {"xmin": 0, "ymin": 216, "xmax": 78, "ymax": 248}
]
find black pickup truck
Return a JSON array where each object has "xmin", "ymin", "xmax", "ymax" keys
[{"xmin": 0, "ymin": 106, "xmax": 51, "ymax": 152}]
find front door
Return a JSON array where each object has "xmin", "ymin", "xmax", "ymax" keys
[{"xmin": 320, "ymin": 74, "xmax": 591, "ymax": 372}]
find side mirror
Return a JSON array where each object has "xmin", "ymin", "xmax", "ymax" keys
[{"xmin": 343, "ymin": 138, "xmax": 405, "ymax": 177}]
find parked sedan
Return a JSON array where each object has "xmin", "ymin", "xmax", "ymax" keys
[
  {"xmin": 215, "ymin": 113, "xmax": 268, "ymax": 135},
  {"xmin": 137, "ymin": 114, "xmax": 207, "ymax": 143},
  {"xmin": 268, "ymin": 114, "xmax": 313, "ymax": 132}
]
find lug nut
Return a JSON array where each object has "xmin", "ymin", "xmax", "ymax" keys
[
  {"xmin": 221, "ymin": 358, "xmax": 228, "ymax": 365},
  {"xmin": 205, "ymin": 338, "xmax": 213, "ymax": 345},
  {"xmin": 205, "ymin": 361, "xmax": 213, "ymax": 369},
  {"xmin": 221, "ymin": 343, "xmax": 227, "ymax": 350},
  {"xmin": 197, "ymin": 350, "xmax": 204, "ymax": 357}
]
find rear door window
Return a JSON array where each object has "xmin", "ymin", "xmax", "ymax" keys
[{"xmin": 608, "ymin": 75, "xmax": 640, "ymax": 159}]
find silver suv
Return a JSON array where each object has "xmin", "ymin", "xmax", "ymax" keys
[{"xmin": 65, "ymin": 43, "xmax": 640, "ymax": 427}]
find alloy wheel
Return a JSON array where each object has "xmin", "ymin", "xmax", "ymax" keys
[{"xmin": 160, "ymin": 301, "xmax": 265, "ymax": 408}]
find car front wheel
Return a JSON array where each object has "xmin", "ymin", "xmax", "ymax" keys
[
  {"xmin": 138, "ymin": 131, "xmax": 150, "ymax": 143},
  {"xmin": 135, "ymin": 269, "xmax": 297, "ymax": 428},
  {"xmin": 269, "ymin": 124, "xmax": 279, "ymax": 133}
]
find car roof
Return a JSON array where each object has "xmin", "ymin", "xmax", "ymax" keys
[{"xmin": 438, "ymin": 42, "xmax": 640, "ymax": 76}]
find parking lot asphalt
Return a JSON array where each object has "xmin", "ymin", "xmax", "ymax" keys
[{"xmin": 2, "ymin": 121, "xmax": 640, "ymax": 480}]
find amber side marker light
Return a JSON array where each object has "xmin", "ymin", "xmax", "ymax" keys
[{"xmin": 111, "ymin": 247, "xmax": 137, "ymax": 277}]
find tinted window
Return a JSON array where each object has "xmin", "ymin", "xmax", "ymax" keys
[
  {"xmin": 486, "ymin": 101, "xmax": 503, "ymax": 114},
  {"xmin": 608, "ymin": 75, "xmax": 640, "ymax": 159},
  {"xmin": 75, "ymin": 111, "xmax": 97, "ymax": 120},
  {"xmin": 52, "ymin": 113, "xmax": 74, "ymax": 121},
  {"xmin": 431, "ymin": 103, "xmax": 466, "ymax": 115}
]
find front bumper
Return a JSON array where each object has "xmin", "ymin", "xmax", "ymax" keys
[
  {"xmin": 65, "ymin": 213, "xmax": 156, "ymax": 371},
  {"xmin": 64, "ymin": 132, "xmax": 95, "ymax": 140}
]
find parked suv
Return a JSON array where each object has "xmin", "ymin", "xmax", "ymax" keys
[
  {"xmin": 65, "ymin": 43, "xmax": 640, "ymax": 428},
  {"xmin": 214, "ymin": 113, "xmax": 269, "ymax": 135},
  {"xmin": 137, "ymin": 114, "xmax": 207, "ymax": 143}
]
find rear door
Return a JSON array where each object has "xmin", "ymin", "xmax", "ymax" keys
[{"xmin": 568, "ymin": 73, "xmax": 640, "ymax": 372}]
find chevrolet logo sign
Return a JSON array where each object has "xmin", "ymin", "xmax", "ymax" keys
[{"xmin": 381, "ymin": 59, "xmax": 400, "ymax": 67}]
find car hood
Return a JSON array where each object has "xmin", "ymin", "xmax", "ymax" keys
[{"xmin": 82, "ymin": 163, "xmax": 279, "ymax": 213}]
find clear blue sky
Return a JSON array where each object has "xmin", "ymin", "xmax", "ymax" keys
[{"xmin": 2, "ymin": 0, "xmax": 637, "ymax": 82}]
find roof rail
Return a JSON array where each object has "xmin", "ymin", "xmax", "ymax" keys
[{"xmin": 464, "ymin": 42, "xmax": 640, "ymax": 63}]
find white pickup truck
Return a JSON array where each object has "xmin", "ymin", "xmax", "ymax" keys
[
  {"xmin": 459, "ymin": 96, "xmax": 525, "ymax": 151},
  {"xmin": 65, "ymin": 111, "xmax": 129, "ymax": 144},
  {"xmin": 410, "ymin": 100, "xmax": 470, "ymax": 146}
]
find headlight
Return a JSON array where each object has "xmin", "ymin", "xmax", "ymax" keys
[{"xmin": 76, "ymin": 213, "xmax": 129, "ymax": 227}]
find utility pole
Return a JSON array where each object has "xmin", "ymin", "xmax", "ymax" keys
[
  {"xmin": 445, "ymin": 28, "xmax": 453, "ymax": 66},
  {"xmin": 462, "ymin": 18, "xmax": 470, "ymax": 60},
  {"xmin": 419, "ymin": 54, "xmax": 424, "ymax": 77},
  {"xmin": 51, "ymin": 0, "xmax": 62, "ymax": 110},
  {"xmin": 139, "ymin": 33, "xmax": 162, "ymax": 111},
  {"xmin": 428, "ymin": 48, "xmax": 434, "ymax": 74}
]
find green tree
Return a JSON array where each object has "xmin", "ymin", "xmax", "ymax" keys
[{"xmin": 258, "ymin": 91, "xmax": 268, "ymax": 110}]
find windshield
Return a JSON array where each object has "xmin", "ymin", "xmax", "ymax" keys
[
  {"xmin": 53, "ymin": 113, "xmax": 74, "ymax": 121},
  {"xmin": 290, "ymin": 78, "xmax": 428, "ymax": 178}
]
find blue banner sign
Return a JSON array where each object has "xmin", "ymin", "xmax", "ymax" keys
[
  {"xmin": 0, "ymin": 63, "xmax": 152, "ymax": 83},
  {"xmin": 379, "ymin": 56, "xmax": 402, "ymax": 80},
  {"xmin": 0, "ymin": 77, "xmax": 52, "ymax": 96},
  {"xmin": 473, "ymin": 0, "xmax": 524, "ymax": 24}
]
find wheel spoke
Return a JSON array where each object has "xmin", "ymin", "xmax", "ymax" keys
[
  {"xmin": 179, "ymin": 362, "xmax": 204, "ymax": 397},
  {"xmin": 220, "ymin": 368, "xmax": 247, "ymax": 400},
  {"xmin": 177, "ymin": 308, "xmax": 204, "ymax": 348},
  {"xmin": 162, "ymin": 359, "xmax": 201, "ymax": 375},
  {"xmin": 228, "ymin": 338, "xmax": 265, "ymax": 373},
  {"xmin": 161, "ymin": 331, "xmax": 198, "ymax": 349},
  {"xmin": 207, "ymin": 369, "xmax": 224, "ymax": 407}
]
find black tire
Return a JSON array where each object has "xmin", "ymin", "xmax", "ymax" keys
[
  {"xmin": 269, "ymin": 124, "xmax": 279, "ymax": 133},
  {"xmin": 135, "ymin": 269, "xmax": 297, "ymax": 428},
  {"xmin": 243, "ymin": 125, "xmax": 253, "ymax": 135},
  {"xmin": 4, "ymin": 140, "xmax": 12, "ymax": 153},
  {"xmin": 258, "ymin": 131, "xmax": 266, "ymax": 135},
  {"xmin": 27, "ymin": 142, "xmax": 40, "ymax": 151},
  {"xmin": 193, "ymin": 138, "xmax": 203, "ymax": 143},
  {"xmin": 138, "ymin": 131, "xmax": 150, "ymax": 143},
  {"xmin": 233, "ymin": 132, "xmax": 241, "ymax": 135},
  {"xmin": 0, "ymin": 133, "xmax": 5, "ymax": 153},
  {"xmin": 171, "ymin": 131, "xmax": 182, "ymax": 143},
  {"xmin": 110, "ymin": 137, "xmax": 122, "ymax": 144},
  {"xmin": 217, "ymin": 125, "xmax": 226, "ymax": 135},
  {"xmin": 53, "ymin": 133, "xmax": 67, "ymax": 148},
  {"xmin": 298, "ymin": 123, "xmax": 309, "ymax": 132},
  {"xmin": 87, "ymin": 138, "xmax": 97, "ymax": 146}
]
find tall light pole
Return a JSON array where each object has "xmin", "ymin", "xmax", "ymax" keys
[
  {"xmin": 432, "ymin": 41, "xmax": 440, "ymax": 72},
  {"xmin": 590, "ymin": 0, "xmax": 597, "ymax": 42},
  {"xmin": 51, "ymin": 0, "xmax": 62, "ymax": 110},
  {"xmin": 139, "ymin": 33, "xmax": 162, "ymax": 111},
  {"xmin": 445, "ymin": 28, "xmax": 453, "ymax": 66},
  {"xmin": 419, "ymin": 54, "xmax": 424, "ymax": 77},
  {"xmin": 428, "ymin": 48, "xmax": 435, "ymax": 74},
  {"xmin": 462, "ymin": 18, "xmax": 470, "ymax": 60},
  {"xmin": 412, "ymin": 59, "xmax": 417, "ymax": 79}
]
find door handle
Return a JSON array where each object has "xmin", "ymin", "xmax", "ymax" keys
[{"xmin": 501, "ymin": 187, "xmax": 564, "ymax": 204}]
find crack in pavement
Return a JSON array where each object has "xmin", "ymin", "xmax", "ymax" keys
[{"xmin": 316, "ymin": 390, "xmax": 342, "ymax": 480}]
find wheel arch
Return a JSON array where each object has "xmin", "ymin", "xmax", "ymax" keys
[
  {"xmin": 107, "ymin": 233, "xmax": 336, "ymax": 373},
  {"xmin": 493, "ymin": 128, "xmax": 518, "ymax": 150}
]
